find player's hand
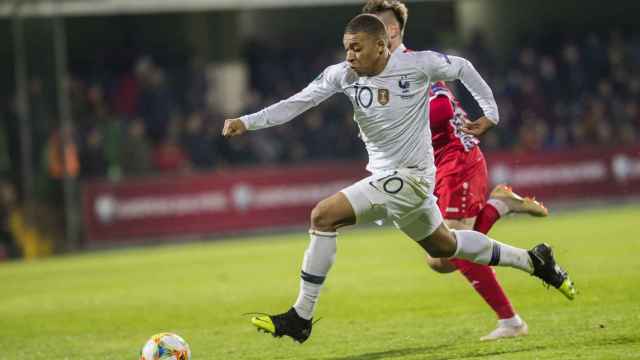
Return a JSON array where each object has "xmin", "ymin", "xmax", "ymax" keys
[
  {"xmin": 461, "ymin": 116, "xmax": 495, "ymax": 137},
  {"xmin": 222, "ymin": 118, "xmax": 247, "ymax": 138}
]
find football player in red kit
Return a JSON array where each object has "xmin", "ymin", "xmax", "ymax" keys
[
  {"xmin": 363, "ymin": 0, "xmax": 549, "ymax": 341},
  {"xmin": 428, "ymin": 80, "xmax": 548, "ymax": 340}
]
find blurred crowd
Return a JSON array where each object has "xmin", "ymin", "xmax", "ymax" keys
[
  {"xmin": 457, "ymin": 31, "xmax": 640, "ymax": 153},
  {"xmin": 1, "ymin": 30, "xmax": 639, "ymax": 186},
  {"xmin": 0, "ymin": 28, "xmax": 638, "ymax": 258}
]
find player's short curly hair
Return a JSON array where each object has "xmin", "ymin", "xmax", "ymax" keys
[
  {"xmin": 362, "ymin": 0, "xmax": 409, "ymax": 34},
  {"xmin": 344, "ymin": 14, "xmax": 389, "ymax": 42}
]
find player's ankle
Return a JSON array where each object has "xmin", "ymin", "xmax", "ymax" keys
[
  {"xmin": 498, "ymin": 314, "xmax": 523, "ymax": 328},
  {"xmin": 487, "ymin": 198, "xmax": 510, "ymax": 216}
]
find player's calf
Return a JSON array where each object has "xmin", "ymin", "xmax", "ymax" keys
[
  {"xmin": 418, "ymin": 224, "xmax": 458, "ymax": 258},
  {"xmin": 419, "ymin": 224, "xmax": 576, "ymax": 299},
  {"xmin": 424, "ymin": 218, "xmax": 474, "ymax": 273}
]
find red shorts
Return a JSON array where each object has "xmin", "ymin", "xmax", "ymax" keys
[{"xmin": 434, "ymin": 146, "xmax": 488, "ymax": 220}]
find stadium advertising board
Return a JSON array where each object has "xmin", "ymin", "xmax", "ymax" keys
[
  {"xmin": 83, "ymin": 162, "xmax": 367, "ymax": 243},
  {"xmin": 83, "ymin": 145, "xmax": 640, "ymax": 243},
  {"xmin": 486, "ymin": 145, "xmax": 640, "ymax": 200}
]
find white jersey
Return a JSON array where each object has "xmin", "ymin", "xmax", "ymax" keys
[{"xmin": 240, "ymin": 50, "xmax": 499, "ymax": 175}]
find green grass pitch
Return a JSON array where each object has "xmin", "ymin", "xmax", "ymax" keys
[{"xmin": 1, "ymin": 205, "xmax": 640, "ymax": 359}]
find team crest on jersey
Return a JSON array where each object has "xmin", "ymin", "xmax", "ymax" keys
[
  {"xmin": 378, "ymin": 88, "xmax": 390, "ymax": 105},
  {"xmin": 398, "ymin": 75, "xmax": 410, "ymax": 93}
]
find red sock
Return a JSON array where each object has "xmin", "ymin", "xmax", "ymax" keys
[
  {"xmin": 449, "ymin": 258, "xmax": 516, "ymax": 319},
  {"xmin": 473, "ymin": 203, "xmax": 501, "ymax": 234}
]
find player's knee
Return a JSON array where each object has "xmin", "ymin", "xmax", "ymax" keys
[
  {"xmin": 426, "ymin": 256, "xmax": 457, "ymax": 273},
  {"xmin": 441, "ymin": 230, "xmax": 459, "ymax": 255},
  {"xmin": 310, "ymin": 201, "xmax": 336, "ymax": 231},
  {"xmin": 426, "ymin": 243, "xmax": 454, "ymax": 258},
  {"xmin": 419, "ymin": 229, "xmax": 457, "ymax": 258},
  {"xmin": 419, "ymin": 240, "xmax": 446, "ymax": 258}
]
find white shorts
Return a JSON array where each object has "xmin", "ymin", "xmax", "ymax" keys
[{"xmin": 340, "ymin": 168, "xmax": 443, "ymax": 241}]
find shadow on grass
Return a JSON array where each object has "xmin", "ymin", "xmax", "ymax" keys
[
  {"xmin": 326, "ymin": 344, "xmax": 451, "ymax": 360},
  {"xmin": 327, "ymin": 335, "xmax": 640, "ymax": 360},
  {"xmin": 326, "ymin": 344, "xmax": 547, "ymax": 360}
]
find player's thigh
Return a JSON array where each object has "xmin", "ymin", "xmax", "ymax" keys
[
  {"xmin": 341, "ymin": 169, "xmax": 442, "ymax": 239},
  {"xmin": 437, "ymin": 150, "xmax": 489, "ymax": 220},
  {"xmin": 437, "ymin": 177, "xmax": 479, "ymax": 220},
  {"xmin": 434, "ymin": 172, "xmax": 458, "ymax": 218},
  {"xmin": 463, "ymin": 152, "xmax": 489, "ymax": 217},
  {"xmin": 367, "ymin": 169, "xmax": 443, "ymax": 241},
  {"xmin": 311, "ymin": 192, "xmax": 356, "ymax": 230},
  {"xmin": 393, "ymin": 192, "xmax": 443, "ymax": 242},
  {"xmin": 339, "ymin": 176, "xmax": 387, "ymax": 225}
]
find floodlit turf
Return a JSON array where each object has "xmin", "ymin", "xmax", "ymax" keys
[{"xmin": 1, "ymin": 205, "xmax": 640, "ymax": 360}]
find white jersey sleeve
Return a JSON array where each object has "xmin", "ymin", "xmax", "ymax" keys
[
  {"xmin": 240, "ymin": 63, "xmax": 346, "ymax": 130},
  {"xmin": 413, "ymin": 51, "xmax": 499, "ymax": 124}
]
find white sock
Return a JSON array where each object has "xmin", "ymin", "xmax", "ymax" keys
[
  {"xmin": 452, "ymin": 230, "xmax": 534, "ymax": 274},
  {"xmin": 487, "ymin": 198, "xmax": 510, "ymax": 216},
  {"xmin": 499, "ymin": 314, "xmax": 524, "ymax": 328},
  {"xmin": 293, "ymin": 230, "xmax": 337, "ymax": 320}
]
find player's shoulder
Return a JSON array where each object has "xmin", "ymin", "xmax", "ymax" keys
[
  {"xmin": 396, "ymin": 49, "xmax": 441, "ymax": 60},
  {"xmin": 322, "ymin": 62, "xmax": 350, "ymax": 77},
  {"xmin": 389, "ymin": 50, "xmax": 423, "ymax": 73},
  {"xmin": 393, "ymin": 49, "xmax": 449, "ymax": 71},
  {"xmin": 320, "ymin": 62, "xmax": 355, "ymax": 85},
  {"xmin": 324, "ymin": 61, "xmax": 348, "ymax": 73}
]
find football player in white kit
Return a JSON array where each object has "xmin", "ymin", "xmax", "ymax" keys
[{"xmin": 222, "ymin": 14, "xmax": 575, "ymax": 343}]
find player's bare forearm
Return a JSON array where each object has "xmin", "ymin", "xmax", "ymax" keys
[
  {"xmin": 222, "ymin": 118, "xmax": 248, "ymax": 138},
  {"xmin": 461, "ymin": 116, "xmax": 495, "ymax": 137}
]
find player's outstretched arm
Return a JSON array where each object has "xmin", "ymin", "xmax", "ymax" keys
[
  {"xmin": 417, "ymin": 51, "xmax": 499, "ymax": 134},
  {"xmin": 228, "ymin": 64, "xmax": 344, "ymax": 136}
]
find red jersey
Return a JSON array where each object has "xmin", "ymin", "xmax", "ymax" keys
[
  {"xmin": 428, "ymin": 81, "xmax": 488, "ymax": 219},
  {"xmin": 428, "ymin": 81, "xmax": 480, "ymax": 162}
]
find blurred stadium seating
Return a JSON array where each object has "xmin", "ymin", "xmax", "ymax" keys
[{"xmin": 0, "ymin": 0, "xmax": 639, "ymax": 251}]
